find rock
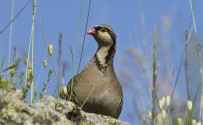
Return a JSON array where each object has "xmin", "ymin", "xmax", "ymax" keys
[{"xmin": 0, "ymin": 89, "xmax": 130, "ymax": 125}]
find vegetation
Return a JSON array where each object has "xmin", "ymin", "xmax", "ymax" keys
[{"xmin": 0, "ymin": 0, "xmax": 202, "ymax": 125}]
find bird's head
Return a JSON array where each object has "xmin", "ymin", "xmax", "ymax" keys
[{"xmin": 87, "ymin": 24, "xmax": 116, "ymax": 47}]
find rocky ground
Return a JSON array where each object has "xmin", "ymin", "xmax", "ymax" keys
[{"xmin": 0, "ymin": 89, "xmax": 130, "ymax": 125}]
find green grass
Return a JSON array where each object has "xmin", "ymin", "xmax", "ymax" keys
[{"xmin": 0, "ymin": 0, "xmax": 202, "ymax": 125}]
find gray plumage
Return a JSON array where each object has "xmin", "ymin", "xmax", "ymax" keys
[{"xmin": 66, "ymin": 24, "xmax": 123, "ymax": 119}]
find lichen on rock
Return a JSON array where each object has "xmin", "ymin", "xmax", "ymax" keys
[{"xmin": 0, "ymin": 89, "xmax": 130, "ymax": 125}]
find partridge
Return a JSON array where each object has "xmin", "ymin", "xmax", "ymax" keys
[{"xmin": 64, "ymin": 24, "xmax": 123, "ymax": 119}]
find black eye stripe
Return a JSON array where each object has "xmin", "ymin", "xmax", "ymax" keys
[
  {"xmin": 94, "ymin": 26, "xmax": 100, "ymax": 30},
  {"xmin": 93, "ymin": 26, "xmax": 116, "ymax": 41},
  {"xmin": 94, "ymin": 27, "xmax": 110, "ymax": 32}
]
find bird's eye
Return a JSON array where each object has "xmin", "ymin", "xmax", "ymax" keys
[{"xmin": 100, "ymin": 28, "xmax": 106, "ymax": 32}]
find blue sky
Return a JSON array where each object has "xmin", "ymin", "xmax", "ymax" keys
[{"xmin": 1, "ymin": 0, "xmax": 203, "ymax": 124}]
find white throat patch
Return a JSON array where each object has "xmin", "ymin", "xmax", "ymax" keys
[{"xmin": 96, "ymin": 46, "xmax": 111, "ymax": 68}]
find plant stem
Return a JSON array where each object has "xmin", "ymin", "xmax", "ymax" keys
[
  {"xmin": 0, "ymin": 0, "xmax": 32, "ymax": 35},
  {"xmin": 77, "ymin": 0, "xmax": 92, "ymax": 74},
  {"xmin": 8, "ymin": 0, "xmax": 15, "ymax": 67},
  {"xmin": 152, "ymin": 23, "xmax": 158, "ymax": 125}
]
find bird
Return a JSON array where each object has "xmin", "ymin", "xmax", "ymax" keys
[{"xmin": 64, "ymin": 24, "xmax": 123, "ymax": 119}]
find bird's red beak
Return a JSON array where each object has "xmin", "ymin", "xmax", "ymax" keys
[{"xmin": 87, "ymin": 28, "xmax": 97, "ymax": 35}]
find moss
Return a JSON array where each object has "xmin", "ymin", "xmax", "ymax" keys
[
  {"xmin": 80, "ymin": 120, "xmax": 95, "ymax": 125},
  {"xmin": 108, "ymin": 119, "xmax": 117, "ymax": 125},
  {"xmin": 0, "ymin": 76, "xmax": 14, "ymax": 90},
  {"xmin": 0, "ymin": 89, "xmax": 130, "ymax": 125},
  {"xmin": 1, "ymin": 103, "xmax": 16, "ymax": 119}
]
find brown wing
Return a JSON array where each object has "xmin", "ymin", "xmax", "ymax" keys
[{"xmin": 66, "ymin": 75, "xmax": 81, "ymax": 105}]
